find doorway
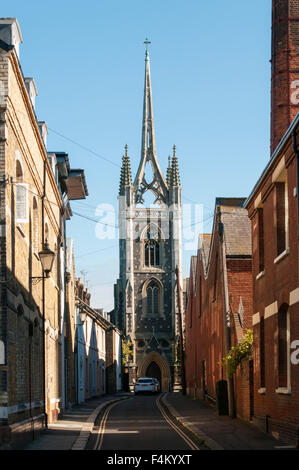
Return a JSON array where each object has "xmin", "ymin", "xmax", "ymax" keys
[{"xmin": 146, "ymin": 361, "xmax": 161, "ymax": 385}]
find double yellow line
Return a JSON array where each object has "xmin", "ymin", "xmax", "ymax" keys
[
  {"xmin": 94, "ymin": 395, "xmax": 199, "ymax": 451},
  {"xmin": 156, "ymin": 394, "xmax": 200, "ymax": 451},
  {"xmin": 94, "ymin": 398, "xmax": 131, "ymax": 450}
]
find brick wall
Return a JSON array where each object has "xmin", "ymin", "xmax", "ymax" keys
[
  {"xmin": 246, "ymin": 123, "xmax": 299, "ymax": 446},
  {"xmin": 185, "ymin": 213, "xmax": 253, "ymax": 421},
  {"xmin": 271, "ymin": 0, "xmax": 299, "ymax": 153},
  {"xmin": 0, "ymin": 46, "xmax": 63, "ymax": 447}
]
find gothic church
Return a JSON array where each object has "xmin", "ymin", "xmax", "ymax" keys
[{"xmin": 114, "ymin": 46, "xmax": 183, "ymax": 392}]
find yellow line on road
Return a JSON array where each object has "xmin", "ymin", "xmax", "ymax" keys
[
  {"xmin": 94, "ymin": 398, "xmax": 131, "ymax": 450},
  {"xmin": 156, "ymin": 394, "xmax": 200, "ymax": 451}
]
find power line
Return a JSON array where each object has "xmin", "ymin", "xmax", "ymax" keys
[
  {"xmin": 47, "ymin": 126, "xmax": 121, "ymax": 169},
  {"xmin": 72, "ymin": 210, "xmax": 118, "ymax": 228},
  {"xmin": 75, "ymin": 244, "xmax": 118, "ymax": 258}
]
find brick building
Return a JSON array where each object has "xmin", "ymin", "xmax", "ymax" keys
[
  {"xmin": 75, "ymin": 278, "xmax": 122, "ymax": 401},
  {"xmin": 245, "ymin": 113, "xmax": 299, "ymax": 446},
  {"xmin": 0, "ymin": 18, "xmax": 88, "ymax": 448},
  {"xmin": 271, "ymin": 0, "xmax": 299, "ymax": 154},
  {"xmin": 185, "ymin": 199, "xmax": 253, "ymax": 421}
]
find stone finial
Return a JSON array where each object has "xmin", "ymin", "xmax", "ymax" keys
[
  {"xmin": 166, "ymin": 155, "xmax": 172, "ymax": 187},
  {"xmin": 119, "ymin": 145, "xmax": 132, "ymax": 194},
  {"xmin": 171, "ymin": 144, "xmax": 181, "ymax": 187}
]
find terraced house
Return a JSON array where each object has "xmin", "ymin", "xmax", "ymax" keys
[
  {"xmin": 185, "ymin": 199, "xmax": 253, "ymax": 421},
  {"xmin": 0, "ymin": 18, "xmax": 88, "ymax": 448},
  {"xmin": 245, "ymin": 113, "xmax": 299, "ymax": 446}
]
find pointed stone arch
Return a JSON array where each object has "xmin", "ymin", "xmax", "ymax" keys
[{"xmin": 138, "ymin": 351, "xmax": 171, "ymax": 391}]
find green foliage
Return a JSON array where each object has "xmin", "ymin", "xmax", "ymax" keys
[
  {"xmin": 220, "ymin": 329, "xmax": 253, "ymax": 379},
  {"xmin": 122, "ymin": 338, "xmax": 133, "ymax": 366}
]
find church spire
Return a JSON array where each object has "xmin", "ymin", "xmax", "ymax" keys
[{"xmin": 134, "ymin": 41, "xmax": 168, "ymax": 204}]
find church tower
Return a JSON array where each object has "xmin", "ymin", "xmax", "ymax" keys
[{"xmin": 114, "ymin": 43, "xmax": 183, "ymax": 392}]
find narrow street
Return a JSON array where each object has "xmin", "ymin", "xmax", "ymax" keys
[{"xmin": 88, "ymin": 394, "xmax": 201, "ymax": 451}]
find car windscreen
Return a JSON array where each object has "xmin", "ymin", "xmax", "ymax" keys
[{"xmin": 137, "ymin": 379, "xmax": 153, "ymax": 383}]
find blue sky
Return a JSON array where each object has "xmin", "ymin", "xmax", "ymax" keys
[{"xmin": 4, "ymin": 1, "xmax": 272, "ymax": 310}]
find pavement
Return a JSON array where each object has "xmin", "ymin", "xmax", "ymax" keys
[
  {"xmin": 161, "ymin": 392, "xmax": 296, "ymax": 450},
  {"xmin": 22, "ymin": 393, "xmax": 131, "ymax": 450}
]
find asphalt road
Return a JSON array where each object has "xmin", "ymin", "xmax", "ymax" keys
[{"xmin": 91, "ymin": 394, "xmax": 196, "ymax": 451}]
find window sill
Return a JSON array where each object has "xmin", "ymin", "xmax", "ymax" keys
[
  {"xmin": 274, "ymin": 248, "xmax": 290, "ymax": 265},
  {"xmin": 256, "ymin": 271, "xmax": 265, "ymax": 280},
  {"xmin": 275, "ymin": 387, "xmax": 291, "ymax": 395},
  {"xmin": 258, "ymin": 387, "xmax": 266, "ymax": 394}
]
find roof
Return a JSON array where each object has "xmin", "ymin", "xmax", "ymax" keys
[
  {"xmin": 190, "ymin": 256, "xmax": 197, "ymax": 289},
  {"xmin": 66, "ymin": 169, "xmax": 88, "ymax": 200},
  {"xmin": 219, "ymin": 199, "xmax": 252, "ymax": 256}
]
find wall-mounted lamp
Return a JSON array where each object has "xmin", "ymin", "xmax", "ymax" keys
[{"xmin": 31, "ymin": 240, "xmax": 55, "ymax": 284}]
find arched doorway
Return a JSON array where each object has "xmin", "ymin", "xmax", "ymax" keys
[
  {"xmin": 138, "ymin": 352, "xmax": 171, "ymax": 391},
  {"xmin": 146, "ymin": 361, "xmax": 161, "ymax": 385}
]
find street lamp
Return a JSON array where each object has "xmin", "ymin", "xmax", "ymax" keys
[
  {"xmin": 31, "ymin": 240, "xmax": 55, "ymax": 284},
  {"xmin": 79, "ymin": 309, "xmax": 87, "ymax": 324},
  {"xmin": 30, "ymin": 239, "xmax": 55, "ymax": 429}
]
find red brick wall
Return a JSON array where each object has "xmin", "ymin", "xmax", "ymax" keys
[
  {"xmin": 247, "ymin": 128, "xmax": 299, "ymax": 445},
  {"xmin": 271, "ymin": 0, "xmax": 299, "ymax": 154},
  {"xmin": 185, "ymin": 230, "xmax": 253, "ymax": 421}
]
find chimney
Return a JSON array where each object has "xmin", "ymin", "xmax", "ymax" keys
[
  {"xmin": 271, "ymin": 1, "xmax": 299, "ymax": 155},
  {"xmin": 24, "ymin": 78, "xmax": 38, "ymax": 110},
  {"xmin": 38, "ymin": 121, "xmax": 48, "ymax": 147},
  {"xmin": 0, "ymin": 18, "xmax": 22, "ymax": 58}
]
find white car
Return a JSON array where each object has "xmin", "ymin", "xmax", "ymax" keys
[
  {"xmin": 134, "ymin": 377, "xmax": 159, "ymax": 395},
  {"xmin": 152, "ymin": 378, "xmax": 160, "ymax": 392}
]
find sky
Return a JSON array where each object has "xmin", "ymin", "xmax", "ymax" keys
[{"xmin": 3, "ymin": 1, "xmax": 272, "ymax": 311}]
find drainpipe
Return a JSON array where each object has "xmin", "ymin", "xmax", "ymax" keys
[
  {"xmin": 292, "ymin": 129, "xmax": 299, "ymax": 242},
  {"xmin": 218, "ymin": 208, "xmax": 235, "ymax": 417},
  {"xmin": 41, "ymin": 159, "xmax": 48, "ymax": 428}
]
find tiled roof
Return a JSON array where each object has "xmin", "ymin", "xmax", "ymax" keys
[
  {"xmin": 219, "ymin": 202, "xmax": 251, "ymax": 256},
  {"xmin": 190, "ymin": 256, "xmax": 197, "ymax": 289},
  {"xmin": 199, "ymin": 233, "xmax": 212, "ymax": 270}
]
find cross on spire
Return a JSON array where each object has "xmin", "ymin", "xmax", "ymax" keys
[{"xmin": 144, "ymin": 37, "xmax": 151, "ymax": 53}]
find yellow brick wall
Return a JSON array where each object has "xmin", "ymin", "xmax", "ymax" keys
[{"xmin": 3, "ymin": 51, "xmax": 63, "ymax": 423}]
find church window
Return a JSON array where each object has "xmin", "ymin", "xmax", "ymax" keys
[
  {"xmin": 144, "ymin": 225, "xmax": 160, "ymax": 267},
  {"xmin": 147, "ymin": 281, "xmax": 160, "ymax": 316}
]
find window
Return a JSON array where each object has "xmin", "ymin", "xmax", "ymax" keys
[
  {"xmin": 143, "ymin": 225, "xmax": 161, "ymax": 267},
  {"xmin": 147, "ymin": 281, "xmax": 160, "ymax": 316},
  {"xmin": 278, "ymin": 304, "xmax": 289, "ymax": 388},
  {"xmin": 275, "ymin": 181, "xmax": 288, "ymax": 256},
  {"xmin": 144, "ymin": 240, "xmax": 160, "ymax": 267},
  {"xmin": 258, "ymin": 208, "xmax": 264, "ymax": 272},
  {"xmin": 15, "ymin": 160, "xmax": 28, "ymax": 223},
  {"xmin": 16, "ymin": 305, "xmax": 26, "ymax": 404},
  {"xmin": 33, "ymin": 197, "xmax": 39, "ymax": 252}
]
